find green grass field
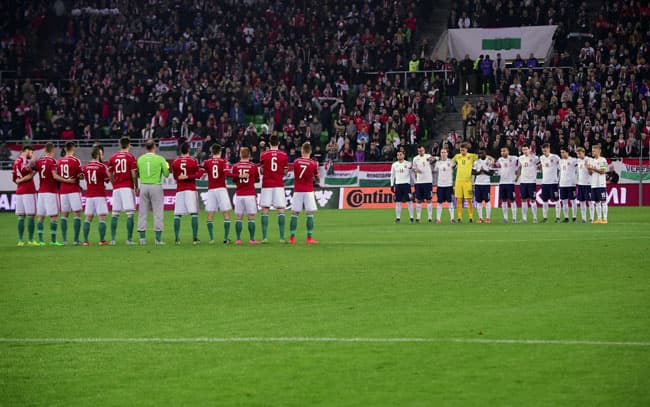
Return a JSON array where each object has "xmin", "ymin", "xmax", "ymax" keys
[{"xmin": 1, "ymin": 207, "xmax": 649, "ymax": 406}]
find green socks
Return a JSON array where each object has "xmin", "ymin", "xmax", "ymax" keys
[
  {"xmin": 126, "ymin": 216, "xmax": 134, "ymax": 241},
  {"xmin": 306, "ymin": 215, "xmax": 314, "ymax": 237},
  {"xmin": 235, "ymin": 220, "xmax": 243, "ymax": 240},
  {"xmin": 278, "ymin": 213, "xmax": 286, "ymax": 240},
  {"xmin": 111, "ymin": 216, "xmax": 118, "ymax": 241},
  {"xmin": 98, "ymin": 220, "xmax": 106, "ymax": 242},
  {"xmin": 261, "ymin": 214, "xmax": 269, "ymax": 240},
  {"xmin": 61, "ymin": 217, "xmax": 68, "ymax": 242},
  {"xmin": 27, "ymin": 217, "xmax": 35, "ymax": 241},
  {"xmin": 174, "ymin": 216, "xmax": 181, "ymax": 241},
  {"xmin": 155, "ymin": 231, "xmax": 162, "ymax": 242},
  {"xmin": 248, "ymin": 220, "xmax": 256, "ymax": 241},
  {"xmin": 50, "ymin": 220, "xmax": 57, "ymax": 242},
  {"xmin": 191, "ymin": 215, "xmax": 198, "ymax": 240},
  {"xmin": 224, "ymin": 220, "xmax": 231, "ymax": 241},
  {"xmin": 73, "ymin": 217, "xmax": 81, "ymax": 243},
  {"xmin": 17, "ymin": 217, "xmax": 25, "ymax": 241},
  {"xmin": 207, "ymin": 221, "xmax": 214, "ymax": 241},
  {"xmin": 37, "ymin": 221, "xmax": 44, "ymax": 242},
  {"xmin": 83, "ymin": 221, "xmax": 91, "ymax": 242},
  {"xmin": 290, "ymin": 215, "xmax": 298, "ymax": 237}
]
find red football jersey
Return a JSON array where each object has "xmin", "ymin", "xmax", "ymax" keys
[
  {"xmin": 83, "ymin": 161, "xmax": 109, "ymax": 197},
  {"xmin": 57, "ymin": 155, "xmax": 82, "ymax": 194},
  {"xmin": 230, "ymin": 161, "xmax": 259, "ymax": 196},
  {"xmin": 260, "ymin": 149, "xmax": 289, "ymax": 188},
  {"xmin": 108, "ymin": 151, "xmax": 137, "ymax": 189},
  {"xmin": 172, "ymin": 156, "xmax": 204, "ymax": 192},
  {"xmin": 293, "ymin": 157, "xmax": 319, "ymax": 192},
  {"xmin": 12, "ymin": 157, "xmax": 36, "ymax": 195},
  {"xmin": 35, "ymin": 156, "xmax": 59, "ymax": 193},
  {"xmin": 203, "ymin": 157, "xmax": 229, "ymax": 189}
]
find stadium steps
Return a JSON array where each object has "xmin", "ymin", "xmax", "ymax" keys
[
  {"xmin": 421, "ymin": 0, "xmax": 452, "ymax": 57},
  {"xmin": 432, "ymin": 94, "xmax": 484, "ymax": 144}
]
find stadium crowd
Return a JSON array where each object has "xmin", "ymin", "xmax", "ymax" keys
[
  {"xmin": 1, "ymin": 0, "xmax": 649, "ymax": 167},
  {"xmin": 1, "ymin": 0, "xmax": 445, "ymax": 165},
  {"xmin": 440, "ymin": 0, "xmax": 650, "ymax": 160}
]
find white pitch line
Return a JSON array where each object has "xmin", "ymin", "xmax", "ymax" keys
[
  {"xmin": 331, "ymin": 236, "xmax": 650, "ymax": 244},
  {"xmin": 1, "ymin": 337, "xmax": 649, "ymax": 347}
]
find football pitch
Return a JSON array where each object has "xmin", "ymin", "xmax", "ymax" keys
[{"xmin": 1, "ymin": 207, "xmax": 649, "ymax": 406}]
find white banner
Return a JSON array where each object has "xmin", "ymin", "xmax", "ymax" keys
[{"xmin": 447, "ymin": 26, "xmax": 557, "ymax": 61}]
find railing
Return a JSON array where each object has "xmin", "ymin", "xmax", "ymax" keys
[{"xmin": 364, "ymin": 70, "xmax": 453, "ymax": 90}]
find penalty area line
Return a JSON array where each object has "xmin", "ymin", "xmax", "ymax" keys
[{"xmin": 0, "ymin": 337, "xmax": 649, "ymax": 347}]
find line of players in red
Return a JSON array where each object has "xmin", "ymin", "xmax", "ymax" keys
[{"xmin": 11, "ymin": 135, "xmax": 320, "ymax": 246}]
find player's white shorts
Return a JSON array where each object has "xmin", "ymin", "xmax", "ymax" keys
[
  {"xmin": 174, "ymin": 190, "xmax": 199, "ymax": 215},
  {"xmin": 37, "ymin": 192, "xmax": 59, "ymax": 217},
  {"xmin": 291, "ymin": 192, "xmax": 317, "ymax": 212},
  {"xmin": 85, "ymin": 197, "xmax": 108, "ymax": 216},
  {"xmin": 112, "ymin": 187, "xmax": 136, "ymax": 213},
  {"xmin": 60, "ymin": 192, "xmax": 83, "ymax": 213},
  {"xmin": 205, "ymin": 188, "xmax": 232, "ymax": 212},
  {"xmin": 260, "ymin": 187, "xmax": 286, "ymax": 209},
  {"xmin": 234, "ymin": 195, "xmax": 258, "ymax": 215},
  {"xmin": 15, "ymin": 193, "xmax": 36, "ymax": 216}
]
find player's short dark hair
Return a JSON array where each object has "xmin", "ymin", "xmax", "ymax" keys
[
  {"xmin": 119, "ymin": 136, "xmax": 131, "ymax": 149},
  {"xmin": 179, "ymin": 142, "xmax": 190, "ymax": 154},
  {"xmin": 417, "ymin": 144, "xmax": 425, "ymax": 149},
  {"xmin": 65, "ymin": 141, "xmax": 76, "ymax": 152},
  {"xmin": 240, "ymin": 147, "xmax": 250, "ymax": 159},
  {"xmin": 542, "ymin": 143, "xmax": 550, "ymax": 149},
  {"xmin": 269, "ymin": 134, "xmax": 279, "ymax": 146},
  {"xmin": 21, "ymin": 145, "xmax": 33, "ymax": 152},
  {"xmin": 91, "ymin": 146, "xmax": 102, "ymax": 159},
  {"xmin": 479, "ymin": 148, "xmax": 486, "ymax": 154},
  {"xmin": 560, "ymin": 147, "xmax": 568, "ymax": 153},
  {"xmin": 45, "ymin": 142, "xmax": 55, "ymax": 153},
  {"xmin": 460, "ymin": 142, "xmax": 470, "ymax": 149},
  {"xmin": 302, "ymin": 142, "xmax": 311, "ymax": 154},
  {"xmin": 145, "ymin": 140, "xmax": 156, "ymax": 151},
  {"xmin": 210, "ymin": 144, "xmax": 221, "ymax": 155}
]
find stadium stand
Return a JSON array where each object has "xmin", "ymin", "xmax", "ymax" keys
[
  {"xmin": 0, "ymin": 0, "xmax": 648, "ymax": 163},
  {"xmin": 438, "ymin": 0, "xmax": 650, "ymax": 159}
]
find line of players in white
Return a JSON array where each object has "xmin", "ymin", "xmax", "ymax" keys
[{"xmin": 390, "ymin": 143, "xmax": 610, "ymax": 224}]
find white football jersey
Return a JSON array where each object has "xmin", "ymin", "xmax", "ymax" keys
[
  {"xmin": 496, "ymin": 156, "xmax": 518, "ymax": 184},
  {"xmin": 412, "ymin": 154, "xmax": 433, "ymax": 184},
  {"xmin": 391, "ymin": 160, "xmax": 412, "ymax": 185},
  {"xmin": 589, "ymin": 157, "xmax": 608, "ymax": 188},
  {"xmin": 559, "ymin": 157, "xmax": 578, "ymax": 187},
  {"xmin": 576, "ymin": 157, "xmax": 591, "ymax": 185},
  {"xmin": 434, "ymin": 159, "xmax": 454, "ymax": 187},
  {"xmin": 518, "ymin": 154, "xmax": 539, "ymax": 183},
  {"xmin": 540, "ymin": 153, "xmax": 560, "ymax": 184},
  {"xmin": 473, "ymin": 158, "xmax": 493, "ymax": 185}
]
